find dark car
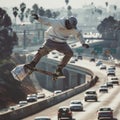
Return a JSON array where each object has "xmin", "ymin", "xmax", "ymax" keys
[
  {"xmin": 99, "ymin": 85, "xmax": 108, "ymax": 93},
  {"xmin": 97, "ymin": 107, "xmax": 113, "ymax": 120},
  {"xmin": 58, "ymin": 106, "xmax": 72, "ymax": 120},
  {"xmin": 107, "ymin": 70, "xmax": 115, "ymax": 76},
  {"xmin": 106, "ymin": 82, "xmax": 113, "ymax": 88},
  {"xmin": 110, "ymin": 77, "xmax": 119, "ymax": 85},
  {"xmin": 90, "ymin": 58, "xmax": 95, "ymax": 62},
  {"xmin": 78, "ymin": 55, "xmax": 83, "ymax": 60}
]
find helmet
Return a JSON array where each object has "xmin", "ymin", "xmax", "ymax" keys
[{"xmin": 68, "ymin": 16, "xmax": 77, "ymax": 29}]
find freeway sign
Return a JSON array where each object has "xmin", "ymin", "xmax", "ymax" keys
[
  {"xmin": 94, "ymin": 46, "xmax": 103, "ymax": 54},
  {"xmin": 75, "ymin": 48, "xmax": 84, "ymax": 54}
]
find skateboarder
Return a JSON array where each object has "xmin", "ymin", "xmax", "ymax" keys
[{"xmin": 24, "ymin": 14, "xmax": 89, "ymax": 78}]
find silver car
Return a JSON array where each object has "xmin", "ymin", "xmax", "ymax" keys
[
  {"xmin": 69, "ymin": 100, "xmax": 83, "ymax": 111},
  {"xmin": 34, "ymin": 116, "xmax": 51, "ymax": 120}
]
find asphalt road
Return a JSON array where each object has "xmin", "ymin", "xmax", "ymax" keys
[{"xmin": 23, "ymin": 59, "xmax": 120, "ymax": 120}]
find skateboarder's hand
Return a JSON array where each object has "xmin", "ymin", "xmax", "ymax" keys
[
  {"xmin": 32, "ymin": 14, "xmax": 39, "ymax": 20},
  {"xmin": 82, "ymin": 43, "xmax": 89, "ymax": 48}
]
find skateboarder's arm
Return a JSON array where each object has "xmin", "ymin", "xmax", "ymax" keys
[
  {"xmin": 32, "ymin": 14, "xmax": 58, "ymax": 26},
  {"xmin": 74, "ymin": 30, "xmax": 85, "ymax": 44},
  {"xmin": 74, "ymin": 30, "xmax": 89, "ymax": 48}
]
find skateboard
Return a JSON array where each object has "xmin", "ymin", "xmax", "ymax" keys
[
  {"xmin": 28, "ymin": 67, "xmax": 62, "ymax": 80},
  {"xmin": 11, "ymin": 64, "xmax": 65, "ymax": 81}
]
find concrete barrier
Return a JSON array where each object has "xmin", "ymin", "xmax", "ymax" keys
[{"xmin": 0, "ymin": 76, "xmax": 98, "ymax": 120}]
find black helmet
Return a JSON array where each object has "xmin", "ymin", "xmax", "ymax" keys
[{"xmin": 68, "ymin": 16, "xmax": 77, "ymax": 29}]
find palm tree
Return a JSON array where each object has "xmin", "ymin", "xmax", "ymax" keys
[
  {"xmin": 113, "ymin": 5, "xmax": 117, "ymax": 18},
  {"xmin": 105, "ymin": 2, "xmax": 109, "ymax": 12},
  {"xmin": 12, "ymin": 7, "xmax": 18, "ymax": 24},
  {"xmin": 19, "ymin": 2, "xmax": 26, "ymax": 22},
  {"xmin": 65, "ymin": 0, "xmax": 69, "ymax": 5},
  {"xmin": 20, "ymin": 3, "xmax": 26, "ymax": 13},
  {"xmin": 67, "ymin": 5, "xmax": 72, "ymax": 17},
  {"xmin": 25, "ymin": 8, "xmax": 31, "ymax": 21}
]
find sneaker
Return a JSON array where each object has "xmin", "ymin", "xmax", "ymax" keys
[{"xmin": 55, "ymin": 68, "xmax": 65, "ymax": 79}]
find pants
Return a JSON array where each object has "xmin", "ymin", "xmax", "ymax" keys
[{"xmin": 31, "ymin": 39, "xmax": 73, "ymax": 69}]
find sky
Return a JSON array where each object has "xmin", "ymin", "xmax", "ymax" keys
[{"xmin": 0, "ymin": 0, "xmax": 120, "ymax": 9}]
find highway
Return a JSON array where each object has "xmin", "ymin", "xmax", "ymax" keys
[{"xmin": 23, "ymin": 59, "xmax": 120, "ymax": 120}]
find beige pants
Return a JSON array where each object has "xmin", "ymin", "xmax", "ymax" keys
[{"xmin": 32, "ymin": 39, "xmax": 73, "ymax": 69}]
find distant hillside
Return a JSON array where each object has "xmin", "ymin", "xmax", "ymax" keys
[{"xmin": 0, "ymin": 54, "xmax": 36, "ymax": 109}]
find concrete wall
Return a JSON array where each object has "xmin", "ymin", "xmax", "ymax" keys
[{"xmin": 0, "ymin": 76, "xmax": 98, "ymax": 120}]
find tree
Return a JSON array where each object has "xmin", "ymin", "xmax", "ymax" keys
[
  {"xmin": 65, "ymin": 0, "xmax": 69, "ymax": 5},
  {"xmin": 12, "ymin": 7, "xmax": 19, "ymax": 24},
  {"xmin": 97, "ymin": 16, "xmax": 118, "ymax": 40},
  {"xmin": 0, "ymin": 8, "xmax": 18, "ymax": 61},
  {"xmin": 39, "ymin": 7, "xmax": 45, "ymax": 16},
  {"xmin": 67, "ymin": 5, "xmax": 72, "ymax": 17},
  {"xmin": 32, "ymin": 4, "xmax": 39, "ymax": 14},
  {"xmin": 19, "ymin": 2, "xmax": 26, "ymax": 22},
  {"xmin": 45, "ymin": 9, "xmax": 52, "ymax": 18}
]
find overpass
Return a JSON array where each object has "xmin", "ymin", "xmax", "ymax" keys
[{"xmin": 26, "ymin": 52, "xmax": 93, "ymax": 91}]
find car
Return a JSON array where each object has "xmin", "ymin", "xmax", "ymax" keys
[
  {"xmin": 34, "ymin": 116, "xmax": 51, "ymax": 120},
  {"xmin": 110, "ymin": 77, "xmax": 119, "ymax": 81},
  {"xmin": 84, "ymin": 90, "xmax": 98, "ymax": 101},
  {"xmin": 99, "ymin": 64, "xmax": 106, "ymax": 70},
  {"xmin": 77, "ymin": 55, "xmax": 83, "ymax": 60},
  {"xmin": 18, "ymin": 100, "xmax": 28, "ymax": 107},
  {"xmin": 107, "ymin": 70, "xmax": 115, "ymax": 76},
  {"xmin": 109, "ymin": 65, "xmax": 116, "ymax": 70},
  {"xmin": 99, "ymin": 85, "xmax": 108, "ymax": 93},
  {"xmin": 9, "ymin": 105, "xmax": 18, "ymax": 110},
  {"xmin": 54, "ymin": 90, "xmax": 62, "ymax": 95},
  {"xmin": 26, "ymin": 94, "xmax": 37, "ymax": 102},
  {"xmin": 37, "ymin": 93, "xmax": 45, "ymax": 99},
  {"xmin": 96, "ymin": 61, "xmax": 102, "ymax": 66},
  {"xmin": 69, "ymin": 100, "xmax": 83, "ymax": 111},
  {"xmin": 107, "ymin": 67, "xmax": 115, "ymax": 72},
  {"xmin": 90, "ymin": 58, "xmax": 95, "ymax": 62},
  {"xmin": 97, "ymin": 107, "xmax": 113, "ymax": 120},
  {"xmin": 106, "ymin": 82, "xmax": 113, "ymax": 88},
  {"xmin": 58, "ymin": 106, "xmax": 72, "ymax": 120},
  {"xmin": 110, "ymin": 77, "xmax": 119, "ymax": 85}
]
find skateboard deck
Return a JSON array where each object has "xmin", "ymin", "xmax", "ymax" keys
[
  {"xmin": 11, "ymin": 64, "xmax": 65, "ymax": 81},
  {"xmin": 29, "ymin": 67, "xmax": 60, "ymax": 80}
]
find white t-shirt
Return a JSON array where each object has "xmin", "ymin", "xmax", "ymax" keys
[{"xmin": 37, "ymin": 16, "xmax": 85, "ymax": 44}]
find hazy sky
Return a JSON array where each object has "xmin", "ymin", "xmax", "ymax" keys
[{"xmin": 0, "ymin": 0, "xmax": 120, "ymax": 9}]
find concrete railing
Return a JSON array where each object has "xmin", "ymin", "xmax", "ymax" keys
[{"xmin": 0, "ymin": 75, "xmax": 98, "ymax": 120}]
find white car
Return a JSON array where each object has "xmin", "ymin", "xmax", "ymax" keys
[
  {"xmin": 37, "ymin": 93, "xmax": 45, "ymax": 99},
  {"xmin": 34, "ymin": 116, "xmax": 51, "ymax": 120},
  {"xmin": 99, "ymin": 64, "xmax": 106, "ymax": 70},
  {"xmin": 18, "ymin": 100, "xmax": 28, "ymax": 107},
  {"xmin": 84, "ymin": 90, "xmax": 98, "ymax": 101},
  {"xmin": 54, "ymin": 90, "xmax": 62, "ymax": 95},
  {"xmin": 69, "ymin": 100, "xmax": 83, "ymax": 111}
]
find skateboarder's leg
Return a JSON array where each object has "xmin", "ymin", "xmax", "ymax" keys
[
  {"xmin": 55, "ymin": 42, "xmax": 73, "ymax": 77},
  {"xmin": 24, "ymin": 46, "xmax": 52, "ymax": 70}
]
